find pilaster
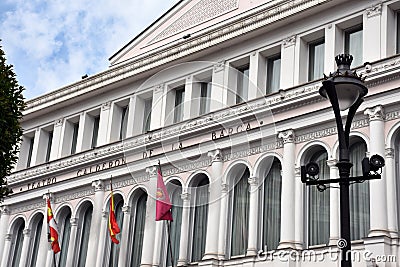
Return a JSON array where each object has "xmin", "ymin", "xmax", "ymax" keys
[
  {"xmin": 280, "ymin": 36, "xmax": 296, "ymax": 89},
  {"xmin": 0, "ymin": 234, "xmax": 12, "ymax": 267},
  {"xmin": 86, "ymin": 179, "xmax": 105, "ymax": 266},
  {"xmin": 118, "ymin": 206, "xmax": 131, "ymax": 267},
  {"xmin": 177, "ymin": 192, "xmax": 191, "ymax": 266},
  {"xmin": 140, "ymin": 166, "xmax": 158, "ymax": 267},
  {"xmin": 363, "ymin": 3, "xmax": 382, "ymax": 62},
  {"xmin": 248, "ymin": 51, "xmax": 266, "ymax": 100},
  {"xmin": 0, "ymin": 206, "xmax": 10, "ymax": 264},
  {"xmin": 277, "ymin": 129, "xmax": 296, "ymax": 249},
  {"xmin": 210, "ymin": 61, "xmax": 226, "ymax": 112},
  {"xmin": 364, "ymin": 106, "xmax": 389, "ymax": 237},
  {"xmin": 97, "ymin": 102, "xmax": 111, "ymax": 146},
  {"xmin": 150, "ymin": 84, "xmax": 166, "ymax": 130},
  {"xmin": 246, "ymin": 176, "xmax": 259, "ymax": 256}
]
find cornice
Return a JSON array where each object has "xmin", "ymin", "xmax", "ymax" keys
[{"xmin": 24, "ymin": 0, "xmax": 331, "ymax": 115}]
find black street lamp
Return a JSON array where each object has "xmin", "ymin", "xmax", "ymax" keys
[{"xmin": 301, "ymin": 54, "xmax": 385, "ymax": 267}]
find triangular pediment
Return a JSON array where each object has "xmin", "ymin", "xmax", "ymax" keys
[{"xmin": 109, "ymin": 0, "xmax": 276, "ymax": 66}]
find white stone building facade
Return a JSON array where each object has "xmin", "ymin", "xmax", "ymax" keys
[{"xmin": 1, "ymin": 0, "xmax": 400, "ymax": 266}]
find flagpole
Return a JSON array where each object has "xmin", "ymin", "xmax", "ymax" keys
[
  {"xmin": 166, "ymin": 220, "xmax": 174, "ymax": 267},
  {"xmin": 46, "ymin": 193, "xmax": 57, "ymax": 267}
]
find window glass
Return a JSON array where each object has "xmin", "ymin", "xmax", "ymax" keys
[
  {"xmin": 29, "ymin": 216, "xmax": 43, "ymax": 267},
  {"xmin": 130, "ymin": 193, "xmax": 147, "ymax": 267},
  {"xmin": 231, "ymin": 169, "xmax": 250, "ymax": 256},
  {"xmin": 345, "ymin": 25, "xmax": 363, "ymax": 67},
  {"xmin": 173, "ymin": 87, "xmax": 185, "ymax": 123},
  {"xmin": 266, "ymin": 55, "xmax": 281, "ymax": 94},
  {"xmin": 236, "ymin": 65, "xmax": 249, "ymax": 104},
  {"xmin": 308, "ymin": 151, "xmax": 330, "ymax": 246},
  {"xmin": 199, "ymin": 82, "xmax": 211, "ymax": 115},
  {"xmin": 45, "ymin": 131, "xmax": 53, "ymax": 162},
  {"xmin": 58, "ymin": 212, "xmax": 71, "ymax": 267},
  {"xmin": 77, "ymin": 205, "xmax": 93, "ymax": 267},
  {"xmin": 71, "ymin": 122, "xmax": 79, "ymax": 155},
  {"xmin": 108, "ymin": 199, "xmax": 124, "ymax": 266},
  {"xmin": 11, "ymin": 221, "xmax": 25, "ymax": 267},
  {"xmin": 349, "ymin": 141, "xmax": 369, "ymax": 240},
  {"xmin": 191, "ymin": 178, "xmax": 209, "ymax": 262},
  {"xmin": 167, "ymin": 183, "xmax": 183, "ymax": 266},
  {"xmin": 27, "ymin": 137, "xmax": 34, "ymax": 167},
  {"xmin": 143, "ymin": 98, "xmax": 152, "ymax": 133},
  {"xmin": 308, "ymin": 39, "xmax": 325, "ymax": 81},
  {"xmin": 119, "ymin": 106, "xmax": 128, "ymax": 140},
  {"xmin": 91, "ymin": 116, "xmax": 100, "ymax": 148},
  {"xmin": 262, "ymin": 159, "xmax": 282, "ymax": 250}
]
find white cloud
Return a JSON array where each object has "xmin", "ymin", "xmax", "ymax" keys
[{"xmin": 0, "ymin": 0, "xmax": 177, "ymax": 99}]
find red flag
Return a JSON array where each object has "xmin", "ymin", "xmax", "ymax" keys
[
  {"xmin": 156, "ymin": 166, "xmax": 173, "ymax": 221},
  {"xmin": 47, "ymin": 199, "xmax": 61, "ymax": 254},
  {"xmin": 108, "ymin": 187, "xmax": 121, "ymax": 244}
]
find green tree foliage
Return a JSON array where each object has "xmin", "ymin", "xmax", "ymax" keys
[{"xmin": 0, "ymin": 42, "xmax": 25, "ymax": 201}]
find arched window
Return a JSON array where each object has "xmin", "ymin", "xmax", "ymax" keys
[
  {"xmin": 28, "ymin": 214, "xmax": 44, "ymax": 267},
  {"xmin": 349, "ymin": 141, "xmax": 369, "ymax": 240},
  {"xmin": 262, "ymin": 158, "xmax": 282, "ymax": 250},
  {"xmin": 10, "ymin": 219, "xmax": 25, "ymax": 267},
  {"xmin": 107, "ymin": 195, "xmax": 124, "ymax": 266},
  {"xmin": 308, "ymin": 150, "xmax": 330, "ymax": 246},
  {"xmin": 231, "ymin": 168, "xmax": 250, "ymax": 256},
  {"xmin": 191, "ymin": 176, "xmax": 209, "ymax": 262},
  {"xmin": 77, "ymin": 204, "xmax": 93, "ymax": 267},
  {"xmin": 129, "ymin": 191, "xmax": 147, "ymax": 267},
  {"xmin": 166, "ymin": 181, "xmax": 182, "ymax": 266},
  {"xmin": 58, "ymin": 208, "xmax": 72, "ymax": 267}
]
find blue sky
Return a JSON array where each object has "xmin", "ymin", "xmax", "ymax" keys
[{"xmin": 0, "ymin": 0, "xmax": 177, "ymax": 100}]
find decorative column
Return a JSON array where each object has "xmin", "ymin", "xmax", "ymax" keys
[
  {"xmin": 364, "ymin": 106, "xmax": 389, "ymax": 236},
  {"xmin": 248, "ymin": 51, "xmax": 266, "ymax": 100},
  {"xmin": 294, "ymin": 167, "xmax": 304, "ymax": 249},
  {"xmin": 118, "ymin": 205, "xmax": 131, "ymax": 267},
  {"xmin": 246, "ymin": 176, "xmax": 259, "ymax": 256},
  {"xmin": 277, "ymin": 129, "xmax": 296, "ymax": 249},
  {"xmin": 210, "ymin": 61, "xmax": 226, "ymax": 112},
  {"xmin": 203, "ymin": 149, "xmax": 223, "ymax": 260},
  {"xmin": 97, "ymin": 102, "xmax": 111, "ymax": 146},
  {"xmin": 39, "ymin": 194, "xmax": 50, "ymax": 267},
  {"xmin": 152, "ymin": 219, "xmax": 163, "ymax": 267},
  {"xmin": 18, "ymin": 228, "xmax": 31, "ymax": 267},
  {"xmin": 280, "ymin": 36, "xmax": 296, "ymax": 89},
  {"xmin": 51, "ymin": 118, "xmax": 64, "ymax": 160},
  {"xmin": 217, "ymin": 183, "xmax": 229, "ymax": 259},
  {"xmin": 327, "ymin": 159, "xmax": 340, "ymax": 245},
  {"xmin": 85, "ymin": 180, "xmax": 105, "ymax": 266},
  {"xmin": 140, "ymin": 166, "xmax": 158, "ymax": 267},
  {"xmin": 95, "ymin": 211, "xmax": 108, "ymax": 267},
  {"xmin": 385, "ymin": 148, "xmax": 398, "ymax": 237},
  {"xmin": 0, "ymin": 206, "xmax": 10, "ymax": 264},
  {"xmin": 150, "ymin": 84, "xmax": 166, "ymax": 130},
  {"xmin": 65, "ymin": 218, "xmax": 78, "ymax": 267},
  {"xmin": 363, "ymin": 3, "xmax": 382, "ymax": 62},
  {"xmin": 177, "ymin": 192, "xmax": 190, "ymax": 266},
  {"xmin": 0, "ymin": 234, "xmax": 12, "ymax": 267}
]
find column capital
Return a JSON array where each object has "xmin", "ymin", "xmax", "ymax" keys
[
  {"xmin": 221, "ymin": 183, "xmax": 229, "ymax": 193},
  {"xmin": 102, "ymin": 211, "xmax": 108, "ymax": 218},
  {"xmin": 208, "ymin": 149, "xmax": 223, "ymax": 162},
  {"xmin": 181, "ymin": 192, "xmax": 191, "ymax": 201},
  {"xmin": 23, "ymin": 229, "xmax": 31, "ymax": 236},
  {"xmin": 283, "ymin": 35, "xmax": 296, "ymax": 48},
  {"xmin": 278, "ymin": 129, "xmax": 295, "ymax": 144},
  {"xmin": 55, "ymin": 117, "xmax": 64, "ymax": 127},
  {"xmin": 327, "ymin": 159, "xmax": 338, "ymax": 167},
  {"xmin": 385, "ymin": 148, "xmax": 394, "ymax": 158},
  {"xmin": 146, "ymin": 166, "xmax": 158, "ymax": 177},
  {"xmin": 213, "ymin": 60, "xmax": 225, "ymax": 73},
  {"xmin": 43, "ymin": 192, "xmax": 54, "ymax": 202},
  {"xmin": 366, "ymin": 3, "xmax": 382, "ymax": 18},
  {"xmin": 364, "ymin": 105, "xmax": 384, "ymax": 121},
  {"xmin": 248, "ymin": 176, "xmax": 259, "ymax": 186},
  {"xmin": 122, "ymin": 205, "xmax": 131, "ymax": 214},
  {"xmin": 154, "ymin": 83, "xmax": 165, "ymax": 94},
  {"xmin": 101, "ymin": 101, "xmax": 111, "ymax": 111},
  {"xmin": 5, "ymin": 233, "xmax": 12, "ymax": 241},
  {"xmin": 70, "ymin": 217, "xmax": 78, "ymax": 226},
  {"xmin": 92, "ymin": 180, "xmax": 105, "ymax": 192},
  {"xmin": 0, "ymin": 205, "xmax": 10, "ymax": 215},
  {"xmin": 294, "ymin": 167, "xmax": 301, "ymax": 176}
]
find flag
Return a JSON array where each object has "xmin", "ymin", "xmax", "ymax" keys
[
  {"xmin": 108, "ymin": 185, "xmax": 121, "ymax": 244},
  {"xmin": 47, "ymin": 199, "xmax": 61, "ymax": 254},
  {"xmin": 156, "ymin": 165, "xmax": 173, "ymax": 221}
]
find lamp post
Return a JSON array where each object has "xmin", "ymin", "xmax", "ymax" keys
[{"xmin": 301, "ymin": 54, "xmax": 384, "ymax": 267}]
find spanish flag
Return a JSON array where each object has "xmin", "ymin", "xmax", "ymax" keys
[
  {"xmin": 155, "ymin": 164, "xmax": 173, "ymax": 221},
  {"xmin": 47, "ymin": 199, "xmax": 61, "ymax": 254},
  {"xmin": 108, "ymin": 184, "xmax": 121, "ymax": 244}
]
